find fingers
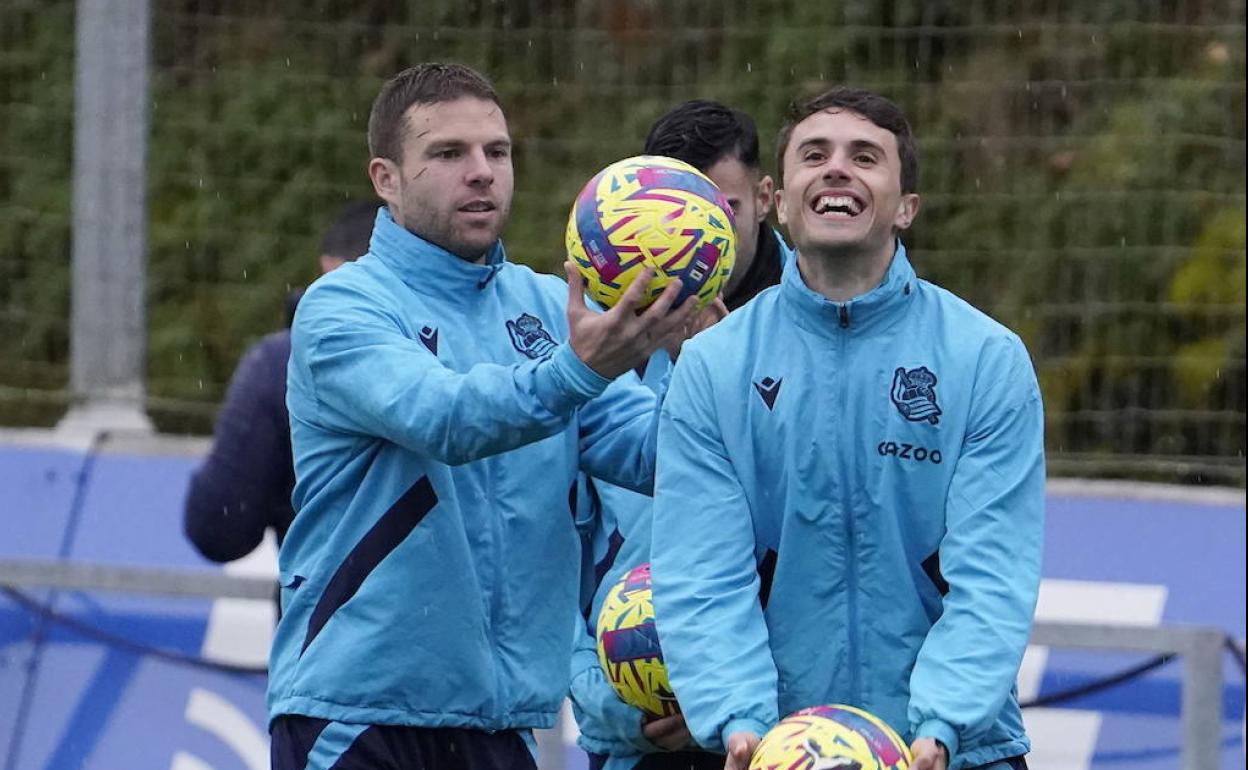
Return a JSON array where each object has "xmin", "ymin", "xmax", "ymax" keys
[
  {"xmin": 641, "ymin": 714, "xmax": 685, "ymax": 740},
  {"xmin": 724, "ymin": 732, "xmax": 759, "ymax": 770},
  {"xmin": 642, "ymin": 275, "xmax": 686, "ymax": 318},
  {"xmin": 612, "ymin": 267, "xmax": 656, "ymax": 318}
]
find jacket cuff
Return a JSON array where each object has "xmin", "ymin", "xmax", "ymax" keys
[
  {"xmin": 720, "ymin": 718, "xmax": 768, "ymax": 755},
  {"xmin": 914, "ymin": 719, "xmax": 959, "ymax": 763},
  {"xmin": 536, "ymin": 343, "xmax": 611, "ymax": 413}
]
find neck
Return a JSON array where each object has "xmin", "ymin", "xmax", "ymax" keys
[{"xmin": 797, "ymin": 238, "xmax": 895, "ymax": 302}]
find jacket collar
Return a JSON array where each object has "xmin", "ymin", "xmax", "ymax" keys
[
  {"xmin": 781, "ymin": 240, "xmax": 916, "ymax": 336},
  {"xmin": 367, "ymin": 207, "xmax": 506, "ymax": 296}
]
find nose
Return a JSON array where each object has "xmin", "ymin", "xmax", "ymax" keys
[
  {"xmin": 464, "ymin": 147, "xmax": 494, "ymax": 187},
  {"xmin": 820, "ymin": 149, "xmax": 853, "ymax": 182}
]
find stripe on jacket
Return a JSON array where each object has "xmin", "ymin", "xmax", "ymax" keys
[{"xmin": 301, "ymin": 476, "xmax": 439, "ymax": 654}]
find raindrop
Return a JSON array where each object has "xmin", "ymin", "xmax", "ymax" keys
[
  {"xmin": 243, "ymin": 268, "xmax": 248, "ymax": 279},
  {"xmin": 285, "ymin": 58, "xmax": 290, "ymax": 67},
  {"xmin": 1119, "ymin": 237, "xmax": 1126, "ymax": 247},
  {"xmin": 1017, "ymin": 29, "xmax": 1023, "ymax": 39},
  {"xmin": 975, "ymin": 178, "xmax": 981, "ymax": 190},
  {"xmin": 746, "ymin": 62, "xmax": 752, "ymax": 73},
  {"xmin": 197, "ymin": 379, "xmax": 203, "ymax": 390},
  {"xmin": 197, "ymin": 177, "xmax": 204, "ymax": 189},
  {"xmin": 184, "ymin": 241, "xmax": 190, "ymax": 250},
  {"xmin": 40, "ymin": 71, "xmax": 46, "ymax": 80},
  {"xmin": 553, "ymin": 76, "xmax": 558, "ymax": 86}
]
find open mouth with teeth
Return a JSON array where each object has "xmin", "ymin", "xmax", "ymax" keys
[
  {"xmin": 459, "ymin": 201, "xmax": 496, "ymax": 213},
  {"xmin": 812, "ymin": 194, "xmax": 864, "ymax": 218}
]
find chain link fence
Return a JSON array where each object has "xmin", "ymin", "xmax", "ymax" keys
[{"xmin": 1, "ymin": 0, "xmax": 1244, "ymax": 483}]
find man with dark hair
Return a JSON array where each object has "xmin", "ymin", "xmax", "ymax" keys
[
  {"xmin": 570, "ymin": 99, "xmax": 791, "ymax": 770},
  {"xmin": 183, "ymin": 199, "xmax": 376, "ymax": 562},
  {"xmin": 267, "ymin": 63, "xmax": 702, "ymax": 770},
  {"xmin": 650, "ymin": 86, "xmax": 1044, "ymax": 770},
  {"xmin": 644, "ymin": 99, "xmax": 785, "ymax": 310}
]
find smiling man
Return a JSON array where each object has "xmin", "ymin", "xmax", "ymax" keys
[
  {"xmin": 267, "ymin": 63, "xmax": 700, "ymax": 770},
  {"xmin": 649, "ymin": 88, "xmax": 1045, "ymax": 770}
]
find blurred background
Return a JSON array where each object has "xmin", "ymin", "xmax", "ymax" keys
[
  {"xmin": 1, "ymin": 0, "xmax": 1245, "ymax": 482},
  {"xmin": 0, "ymin": 2, "xmax": 1244, "ymax": 769}
]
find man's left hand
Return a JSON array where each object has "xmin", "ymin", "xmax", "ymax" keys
[
  {"xmin": 641, "ymin": 713, "xmax": 694, "ymax": 751},
  {"xmin": 909, "ymin": 738, "xmax": 948, "ymax": 770}
]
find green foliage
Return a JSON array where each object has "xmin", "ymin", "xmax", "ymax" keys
[{"xmin": 0, "ymin": 0, "xmax": 1243, "ymax": 483}]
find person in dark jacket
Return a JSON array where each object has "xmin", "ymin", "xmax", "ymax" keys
[{"xmin": 182, "ymin": 199, "xmax": 377, "ymax": 561}]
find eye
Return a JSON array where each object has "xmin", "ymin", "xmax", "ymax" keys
[
  {"xmin": 434, "ymin": 148, "xmax": 459, "ymax": 160},
  {"xmin": 854, "ymin": 152, "xmax": 878, "ymax": 165},
  {"xmin": 802, "ymin": 150, "xmax": 826, "ymax": 163},
  {"xmin": 488, "ymin": 146, "xmax": 511, "ymax": 160}
]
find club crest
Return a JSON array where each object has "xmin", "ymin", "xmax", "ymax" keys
[
  {"xmin": 890, "ymin": 366, "xmax": 941, "ymax": 424},
  {"xmin": 506, "ymin": 313, "xmax": 557, "ymax": 360}
]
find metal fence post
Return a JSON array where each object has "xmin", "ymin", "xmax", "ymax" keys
[
  {"xmin": 57, "ymin": 0, "xmax": 154, "ymax": 435},
  {"xmin": 1181, "ymin": 627, "xmax": 1225, "ymax": 770}
]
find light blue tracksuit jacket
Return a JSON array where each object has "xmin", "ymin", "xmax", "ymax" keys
[
  {"xmin": 650, "ymin": 244, "xmax": 1045, "ymax": 768},
  {"xmin": 267, "ymin": 208, "xmax": 661, "ymax": 732}
]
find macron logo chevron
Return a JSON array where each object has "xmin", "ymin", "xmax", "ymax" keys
[
  {"xmin": 753, "ymin": 377, "xmax": 782, "ymax": 410},
  {"xmin": 418, "ymin": 326, "xmax": 438, "ymax": 355}
]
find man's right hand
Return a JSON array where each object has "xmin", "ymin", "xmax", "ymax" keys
[
  {"xmin": 565, "ymin": 262, "xmax": 699, "ymax": 379},
  {"xmin": 724, "ymin": 731, "xmax": 759, "ymax": 770}
]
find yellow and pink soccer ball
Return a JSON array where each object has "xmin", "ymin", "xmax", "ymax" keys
[
  {"xmin": 567, "ymin": 155, "xmax": 736, "ymax": 310},
  {"xmin": 595, "ymin": 563, "xmax": 678, "ymax": 717},
  {"xmin": 750, "ymin": 704, "xmax": 912, "ymax": 770}
]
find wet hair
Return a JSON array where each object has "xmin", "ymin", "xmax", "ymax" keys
[
  {"xmin": 367, "ymin": 63, "xmax": 501, "ymax": 163},
  {"xmin": 643, "ymin": 99, "xmax": 761, "ymax": 173},
  {"xmin": 319, "ymin": 199, "xmax": 380, "ymax": 260},
  {"xmin": 774, "ymin": 87, "xmax": 918, "ymax": 193}
]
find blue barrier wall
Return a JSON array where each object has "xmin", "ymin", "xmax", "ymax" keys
[{"xmin": 0, "ymin": 440, "xmax": 1243, "ymax": 770}]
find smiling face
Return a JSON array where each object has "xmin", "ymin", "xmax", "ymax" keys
[
  {"xmin": 775, "ymin": 108, "xmax": 919, "ymax": 263},
  {"xmin": 368, "ymin": 97, "xmax": 514, "ymax": 262}
]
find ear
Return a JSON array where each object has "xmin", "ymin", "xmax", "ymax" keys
[
  {"xmin": 894, "ymin": 193, "xmax": 920, "ymax": 231},
  {"xmin": 774, "ymin": 187, "xmax": 789, "ymax": 226},
  {"xmin": 756, "ymin": 174, "xmax": 775, "ymax": 220},
  {"xmin": 368, "ymin": 157, "xmax": 402, "ymax": 207}
]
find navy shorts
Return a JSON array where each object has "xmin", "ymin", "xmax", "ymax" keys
[{"xmin": 270, "ymin": 715, "xmax": 538, "ymax": 770}]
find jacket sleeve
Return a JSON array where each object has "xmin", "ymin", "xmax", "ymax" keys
[
  {"xmin": 649, "ymin": 350, "xmax": 778, "ymax": 752},
  {"xmin": 183, "ymin": 338, "xmax": 290, "ymax": 562},
  {"xmin": 568, "ymin": 614, "xmax": 657, "ymax": 757},
  {"xmin": 575, "ymin": 354, "xmax": 670, "ymax": 495},
  {"xmin": 293, "ymin": 281, "xmax": 609, "ymax": 464},
  {"xmin": 908, "ymin": 334, "xmax": 1046, "ymax": 758},
  {"xmin": 569, "ymin": 481, "xmax": 661, "ymax": 757}
]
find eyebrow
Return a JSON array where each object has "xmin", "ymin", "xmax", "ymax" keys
[
  {"xmin": 424, "ymin": 137, "xmax": 512, "ymax": 152},
  {"xmin": 795, "ymin": 137, "xmax": 887, "ymax": 156}
]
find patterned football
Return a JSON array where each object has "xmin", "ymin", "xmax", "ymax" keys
[
  {"xmin": 749, "ymin": 704, "xmax": 912, "ymax": 770},
  {"xmin": 567, "ymin": 155, "xmax": 736, "ymax": 310},
  {"xmin": 595, "ymin": 563, "xmax": 678, "ymax": 717}
]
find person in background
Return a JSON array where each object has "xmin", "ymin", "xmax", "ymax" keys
[
  {"xmin": 570, "ymin": 99, "xmax": 789, "ymax": 770},
  {"xmin": 650, "ymin": 87, "xmax": 1044, "ymax": 770},
  {"xmin": 182, "ymin": 199, "xmax": 377, "ymax": 562}
]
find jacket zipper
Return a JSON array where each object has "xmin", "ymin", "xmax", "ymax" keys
[{"xmin": 837, "ymin": 302, "xmax": 861, "ymax": 703}]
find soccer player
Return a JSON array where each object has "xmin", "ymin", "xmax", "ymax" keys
[
  {"xmin": 571, "ymin": 100, "xmax": 790, "ymax": 770},
  {"xmin": 183, "ymin": 199, "xmax": 376, "ymax": 562},
  {"xmin": 650, "ymin": 87, "xmax": 1044, "ymax": 770},
  {"xmin": 266, "ymin": 63, "xmax": 701, "ymax": 770}
]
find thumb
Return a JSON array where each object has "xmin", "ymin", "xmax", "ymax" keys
[{"xmin": 565, "ymin": 261, "xmax": 587, "ymax": 315}]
